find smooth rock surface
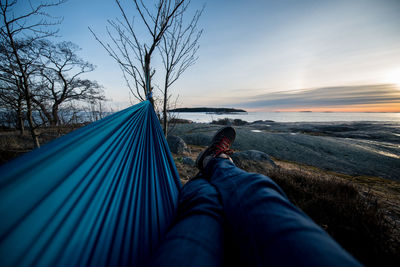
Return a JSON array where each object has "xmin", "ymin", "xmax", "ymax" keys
[{"xmin": 169, "ymin": 121, "xmax": 400, "ymax": 181}]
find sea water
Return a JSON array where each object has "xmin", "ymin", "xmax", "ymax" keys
[{"xmin": 174, "ymin": 112, "xmax": 400, "ymax": 123}]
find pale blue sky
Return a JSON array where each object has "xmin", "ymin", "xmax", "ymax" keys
[{"xmin": 23, "ymin": 0, "xmax": 400, "ymax": 110}]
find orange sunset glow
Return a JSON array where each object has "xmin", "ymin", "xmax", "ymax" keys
[
  {"xmin": 275, "ymin": 104, "xmax": 400, "ymax": 113},
  {"xmin": 237, "ymin": 84, "xmax": 400, "ymax": 113}
]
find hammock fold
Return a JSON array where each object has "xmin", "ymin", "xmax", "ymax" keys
[{"xmin": 0, "ymin": 100, "xmax": 181, "ymax": 266}]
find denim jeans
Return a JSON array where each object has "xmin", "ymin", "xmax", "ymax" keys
[{"xmin": 149, "ymin": 158, "xmax": 361, "ymax": 267}]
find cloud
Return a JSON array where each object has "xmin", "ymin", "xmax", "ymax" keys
[{"xmin": 234, "ymin": 84, "xmax": 400, "ymax": 110}]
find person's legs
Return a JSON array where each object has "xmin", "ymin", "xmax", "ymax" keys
[
  {"xmin": 204, "ymin": 157, "xmax": 361, "ymax": 267},
  {"xmin": 149, "ymin": 176, "xmax": 225, "ymax": 267},
  {"xmin": 152, "ymin": 126, "xmax": 361, "ymax": 266}
]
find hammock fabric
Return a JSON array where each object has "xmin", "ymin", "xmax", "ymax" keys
[{"xmin": 0, "ymin": 100, "xmax": 181, "ymax": 266}]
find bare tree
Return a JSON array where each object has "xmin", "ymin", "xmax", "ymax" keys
[
  {"xmin": 90, "ymin": 0, "xmax": 185, "ymax": 107},
  {"xmin": 32, "ymin": 40, "xmax": 104, "ymax": 126},
  {"xmin": 0, "ymin": 42, "xmax": 25, "ymax": 133},
  {"xmin": 159, "ymin": 2, "xmax": 203, "ymax": 136},
  {"xmin": 0, "ymin": 79, "xmax": 25, "ymax": 131},
  {"xmin": 0, "ymin": 0, "xmax": 66, "ymax": 147}
]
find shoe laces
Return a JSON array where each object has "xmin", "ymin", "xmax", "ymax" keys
[{"xmin": 213, "ymin": 136, "xmax": 233, "ymax": 157}]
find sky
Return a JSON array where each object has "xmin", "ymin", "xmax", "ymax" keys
[{"xmin": 16, "ymin": 0, "xmax": 400, "ymax": 111}]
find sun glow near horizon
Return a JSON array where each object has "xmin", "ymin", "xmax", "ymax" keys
[
  {"xmin": 383, "ymin": 68, "xmax": 400, "ymax": 88},
  {"xmin": 245, "ymin": 105, "xmax": 400, "ymax": 113},
  {"xmin": 233, "ymin": 83, "xmax": 400, "ymax": 113}
]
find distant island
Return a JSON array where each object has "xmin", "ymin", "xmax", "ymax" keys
[{"xmin": 169, "ymin": 107, "xmax": 247, "ymax": 113}]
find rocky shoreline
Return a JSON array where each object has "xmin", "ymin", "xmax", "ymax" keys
[{"xmin": 169, "ymin": 120, "xmax": 400, "ymax": 181}]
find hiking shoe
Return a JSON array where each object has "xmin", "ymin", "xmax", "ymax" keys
[{"xmin": 196, "ymin": 126, "xmax": 236, "ymax": 170}]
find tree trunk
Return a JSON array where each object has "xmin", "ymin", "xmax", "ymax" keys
[
  {"xmin": 51, "ymin": 105, "xmax": 59, "ymax": 126},
  {"xmin": 32, "ymin": 98, "xmax": 52, "ymax": 126},
  {"xmin": 163, "ymin": 78, "xmax": 168, "ymax": 137},
  {"xmin": 18, "ymin": 70, "xmax": 40, "ymax": 147},
  {"xmin": 20, "ymin": 70, "xmax": 39, "ymax": 147},
  {"xmin": 25, "ymin": 92, "xmax": 40, "ymax": 148},
  {"xmin": 16, "ymin": 101, "xmax": 25, "ymax": 135},
  {"xmin": 17, "ymin": 115, "xmax": 25, "ymax": 135},
  {"xmin": 144, "ymin": 53, "xmax": 154, "ymax": 107}
]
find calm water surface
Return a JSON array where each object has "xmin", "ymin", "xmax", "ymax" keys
[{"xmin": 175, "ymin": 112, "xmax": 400, "ymax": 123}]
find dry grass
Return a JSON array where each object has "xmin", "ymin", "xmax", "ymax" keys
[
  {"xmin": 266, "ymin": 162, "xmax": 400, "ymax": 266},
  {"xmin": 172, "ymin": 144, "xmax": 204, "ymax": 182},
  {"xmin": 0, "ymin": 126, "xmax": 82, "ymax": 165}
]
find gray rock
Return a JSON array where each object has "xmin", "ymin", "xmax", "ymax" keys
[
  {"xmin": 182, "ymin": 157, "xmax": 195, "ymax": 167},
  {"xmin": 167, "ymin": 135, "xmax": 190, "ymax": 155},
  {"xmin": 232, "ymin": 150, "xmax": 277, "ymax": 168},
  {"xmin": 169, "ymin": 122, "xmax": 400, "ymax": 181}
]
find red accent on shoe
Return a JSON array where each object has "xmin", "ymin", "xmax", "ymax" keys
[
  {"xmin": 214, "ymin": 136, "xmax": 234, "ymax": 156},
  {"xmin": 196, "ymin": 126, "xmax": 236, "ymax": 170}
]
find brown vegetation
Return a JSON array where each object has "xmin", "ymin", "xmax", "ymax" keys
[
  {"xmin": 0, "ymin": 126, "xmax": 82, "ymax": 165},
  {"xmin": 268, "ymin": 161, "xmax": 400, "ymax": 266}
]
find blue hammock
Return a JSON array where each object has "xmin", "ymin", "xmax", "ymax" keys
[{"xmin": 0, "ymin": 101, "xmax": 181, "ymax": 266}]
